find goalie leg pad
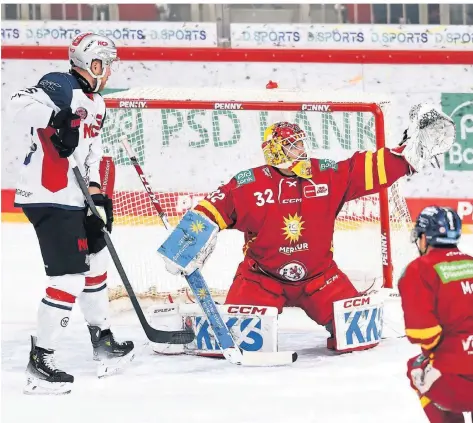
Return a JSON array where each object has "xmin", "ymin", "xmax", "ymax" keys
[
  {"xmin": 148, "ymin": 303, "xmax": 279, "ymax": 357},
  {"xmin": 331, "ymin": 293, "xmax": 384, "ymax": 353}
]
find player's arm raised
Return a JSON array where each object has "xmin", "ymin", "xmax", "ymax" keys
[
  {"xmin": 335, "ymin": 147, "xmax": 410, "ymax": 203},
  {"xmin": 398, "ymin": 261, "xmax": 442, "ymax": 354},
  {"xmin": 337, "ymin": 103, "xmax": 455, "ymax": 202}
]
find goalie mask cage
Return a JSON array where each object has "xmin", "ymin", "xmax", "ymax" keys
[{"xmin": 101, "ymin": 87, "xmax": 416, "ymax": 306}]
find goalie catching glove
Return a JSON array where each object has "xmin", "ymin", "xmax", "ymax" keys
[
  {"xmin": 158, "ymin": 210, "xmax": 218, "ymax": 276},
  {"xmin": 393, "ymin": 103, "xmax": 455, "ymax": 172}
]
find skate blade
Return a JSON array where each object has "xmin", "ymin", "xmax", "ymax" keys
[
  {"xmin": 97, "ymin": 351, "xmax": 135, "ymax": 379},
  {"xmin": 24, "ymin": 376, "xmax": 72, "ymax": 395}
]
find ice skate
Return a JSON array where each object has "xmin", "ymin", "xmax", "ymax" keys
[
  {"xmin": 24, "ymin": 336, "xmax": 73, "ymax": 395},
  {"xmin": 88, "ymin": 326, "xmax": 135, "ymax": 378}
]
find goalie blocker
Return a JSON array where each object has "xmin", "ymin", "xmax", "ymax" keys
[{"xmin": 148, "ymin": 293, "xmax": 384, "ymax": 356}]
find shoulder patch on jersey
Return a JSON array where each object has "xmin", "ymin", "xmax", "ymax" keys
[
  {"xmin": 234, "ymin": 169, "xmax": 255, "ymax": 187},
  {"xmin": 262, "ymin": 167, "xmax": 272, "ymax": 178},
  {"xmin": 319, "ymin": 159, "xmax": 338, "ymax": 172},
  {"xmin": 37, "ymin": 73, "xmax": 78, "ymax": 109},
  {"xmin": 433, "ymin": 260, "xmax": 473, "ymax": 284}
]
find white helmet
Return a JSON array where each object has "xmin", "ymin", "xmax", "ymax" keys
[{"xmin": 69, "ymin": 32, "xmax": 118, "ymax": 92}]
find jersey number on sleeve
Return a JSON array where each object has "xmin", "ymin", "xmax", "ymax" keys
[
  {"xmin": 208, "ymin": 189, "xmax": 225, "ymax": 203},
  {"xmin": 11, "ymin": 87, "xmax": 39, "ymax": 99}
]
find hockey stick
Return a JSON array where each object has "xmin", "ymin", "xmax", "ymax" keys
[
  {"xmin": 120, "ymin": 137, "xmax": 297, "ymax": 366},
  {"xmin": 69, "ymin": 153, "xmax": 194, "ymax": 345}
]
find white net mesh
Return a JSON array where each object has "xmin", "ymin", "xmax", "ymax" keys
[{"xmin": 101, "ymin": 88, "xmax": 416, "ymax": 305}]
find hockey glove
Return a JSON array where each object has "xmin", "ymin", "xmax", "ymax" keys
[
  {"xmin": 392, "ymin": 103, "xmax": 455, "ymax": 172},
  {"xmin": 86, "ymin": 193, "xmax": 114, "ymax": 234},
  {"xmin": 49, "ymin": 107, "xmax": 81, "ymax": 158},
  {"xmin": 407, "ymin": 353, "xmax": 442, "ymax": 394}
]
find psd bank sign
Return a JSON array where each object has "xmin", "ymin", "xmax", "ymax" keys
[{"xmin": 442, "ymin": 93, "xmax": 473, "ymax": 171}]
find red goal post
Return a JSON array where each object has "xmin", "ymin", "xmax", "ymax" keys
[{"xmin": 101, "ymin": 88, "xmax": 414, "ymax": 304}]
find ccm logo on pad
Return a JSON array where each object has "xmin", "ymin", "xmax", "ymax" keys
[
  {"xmin": 227, "ymin": 305, "xmax": 267, "ymax": 315},
  {"xmin": 343, "ymin": 297, "xmax": 371, "ymax": 308}
]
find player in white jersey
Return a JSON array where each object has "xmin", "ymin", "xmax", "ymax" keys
[{"xmin": 10, "ymin": 33, "xmax": 134, "ymax": 395}]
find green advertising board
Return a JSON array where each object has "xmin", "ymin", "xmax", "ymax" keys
[
  {"xmin": 442, "ymin": 93, "xmax": 473, "ymax": 171},
  {"xmin": 101, "ymin": 88, "xmax": 146, "ymax": 165},
  {"xmin": 100, "ymin": 87, "xmax": 380, "ymax": 167}
]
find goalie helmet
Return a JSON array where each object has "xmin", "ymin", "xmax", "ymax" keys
[
  {"xmin": 262, "ymin": 122, "xmax": 312, "ymax": 179},
  {"xmin": 411, "ymin": 206, "xmax": 462, "ymax": 247},
  {"xmin": 69, "ymin": 32, "xmax": 118, "ymax": 92}
]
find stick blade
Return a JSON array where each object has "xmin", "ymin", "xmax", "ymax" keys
[
  {"xmin": 146, "ymin": 328, "xmax": 195, "ymax": 345},
  {"xmin": 238, "ymin": 351, "xmax": 298, "ymax": 367}
]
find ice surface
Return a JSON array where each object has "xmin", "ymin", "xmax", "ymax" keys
[{"xmin": 2, "ymin": 223, "xmax": 472, "ymax": 423}]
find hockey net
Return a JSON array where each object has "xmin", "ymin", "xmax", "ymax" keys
[{"xmin": 101, "ymin": 87, "xmax": 416, "ymax": 306}]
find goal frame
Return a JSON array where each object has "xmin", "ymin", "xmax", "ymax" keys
[{"xmin": 104, "ymin": 99, "xmax": 394, "ymax": 289}]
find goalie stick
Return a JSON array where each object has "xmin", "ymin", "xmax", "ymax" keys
[
  {"xmin": 120, "ymin": 137, "xmax": 297, "ymax": 366},
  {"xmin": 69, "ymin": 153, "xmax": 195, "ymax": 345}
]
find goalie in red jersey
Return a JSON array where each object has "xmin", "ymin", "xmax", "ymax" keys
[
  {"xmin": 188, "ymin": 104, "xmax": 455, "ymax": 353},
  {"xmin": 399, "ymin": 206, "xmax": 473, "ymax": 423},
  {"xmin": 156, "ymin": 103, "xmax": 456, "ymax": 355}
]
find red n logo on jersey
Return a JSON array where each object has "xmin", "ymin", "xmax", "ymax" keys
[
  {"xmin": 84, "ymin": 114, "xmax": 103, "ymax": 139},
  {"xmin": 77, "ymin": 238, "xmax": 88, "ymax": 252}
]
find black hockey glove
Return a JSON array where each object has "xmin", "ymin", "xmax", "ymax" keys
[
  {"xmin": 49, "ymin": 107, "xmax": 81, "ymax": 158},
  {"xmin": 86, "ymin": 194, "xmax": 114, "ymax": 234}
]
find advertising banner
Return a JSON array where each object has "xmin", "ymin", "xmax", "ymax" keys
[
  {"xmin": 231, "ymin": 23, "xmax": 473, "ymax": 50},
  {"xmin": 1, "ymin": 20, "xmax": 218, "ymax": 47},
  {"xmin": 441, "ymin": 93, "xmax": 473, "ymax": 171}
]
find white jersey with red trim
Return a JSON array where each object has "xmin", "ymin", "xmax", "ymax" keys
[{"xmin": 10, "ymin": 72, "xmax": 105, "ymax": 210}]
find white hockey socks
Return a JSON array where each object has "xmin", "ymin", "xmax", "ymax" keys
[
  {"xmin": 79, "ymin": 272, "xmax": 110, "ymax": 330},
  {"xmin": 36, "ymin": 274, "xmax": 85, "ymax": 350},
  {"xmin": 79, "ymin": 249, "xmax": 110, "ymax": 330}
]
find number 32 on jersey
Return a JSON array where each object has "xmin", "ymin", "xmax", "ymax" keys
[{"xmin": 254, "ymin": 189, "xmax": 274, "ymax": 206}]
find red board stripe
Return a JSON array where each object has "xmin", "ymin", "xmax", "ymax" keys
[
  {"xmin": 2, "ymin": 189, "xmax": 472, "ymax": 225},
  {"xmin": 2, "ymin": 46, "xmax": 472, "ymax": 65}
]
